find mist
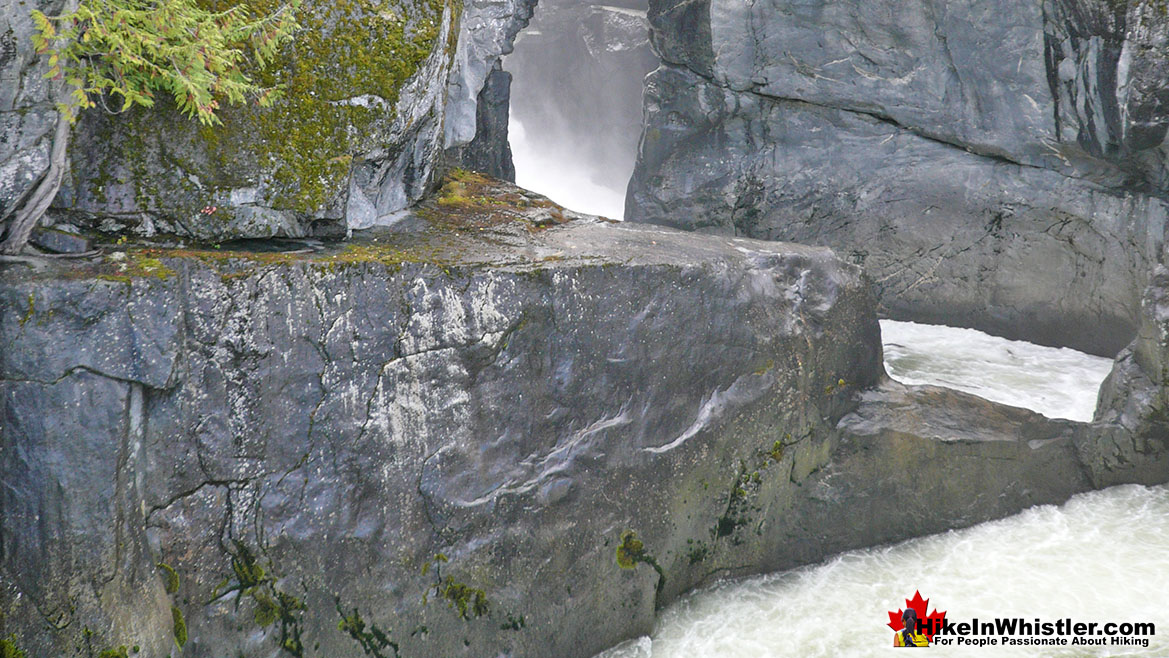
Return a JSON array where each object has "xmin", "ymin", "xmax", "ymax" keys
[{"xmin": 504, "ymin": 0, "xmax": 657, "ymax": 219}]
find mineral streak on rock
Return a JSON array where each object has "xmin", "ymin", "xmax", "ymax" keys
[{"xmin": 2, "ymin": 177, "xmax": 1167, "ymax": 656}]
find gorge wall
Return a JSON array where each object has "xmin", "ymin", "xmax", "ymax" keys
[
  {"xmin": 3, "ymin": 177, "xmax": 1167, "ymax": 657},
  {"xmin": 626, "ymin": 0, "xmax": 1169, "ymax": 356},
  {"xmin": 4, "ymin": 0, "xmax": 1169, "ymax": 655},
  {"xmin": 3, "ymin": 183, "xmax": 883, "ymax": 656},
  {"xmin": 2, "ymin": 0, "xmax": 535, "ymax": 242}
]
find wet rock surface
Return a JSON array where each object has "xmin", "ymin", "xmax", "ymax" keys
[
  {"xmin": 0, "ymin": 0, "xmax": 68, "ymax": 223},
  {"xmin": 445, "ymin": 64, "xmax": 517, "ymax": 181},
  {"xmin": 2, "ymin": 177, "xmax": 1167, "ymax": 656},
  {"xmin": 0, "ymin": 177, "xmax": 882, "ymax": 656},
  {"xmin": 627, "ymin": 0, "xmax": 1169, "ymax": 356},
  {"xmin": 443, "ymin": 0, "xmax": 536, "ymax": 151},
  {"xmin": 58, "ymin": 0, "xmax": 461, "ymax": 241}
]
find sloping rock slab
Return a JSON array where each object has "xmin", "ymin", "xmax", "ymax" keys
[{"xmin": 0, "ymin": 185, "xmax": 881, "ymax": 656}]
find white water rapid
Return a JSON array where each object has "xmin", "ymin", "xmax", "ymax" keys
[
  {"xmin": 595, "ymin": 321, "xmax": 1169, "ymax": 658},
  {"xmin": 882, "ymin": 320, "xmax": 1115, "ymax": 422}
]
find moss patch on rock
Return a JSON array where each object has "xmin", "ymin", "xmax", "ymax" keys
[
  {"xmin": 0, "ymin": 636, "xmax": 25, "ymax": 658},
  {"xmin": 158, "ymin": 562, "xmax": 180, "ymax": 595},
  {"xmin": 193, "ymin": 0, "xmax": 454, "ymax": 213},
  {"xmin": 74, "ymin": 0, "xmax": 458, "ymax": 235},
  {"xmin": 422, "ymin": 169, "xmax": 572, "ymax": 231},
  {"xmin": 170, "ymin": 606, "xmax": 187, "ymax": 649}
]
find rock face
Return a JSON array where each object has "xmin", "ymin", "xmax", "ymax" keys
[
  {"xmin": 0, "ymin": 0, "xmax": 68, "ymax": 222},
  {"xmin": 626, "ymin": 0, "xmax": 1169, "ymax": 356},
  {"xmin": 55, "ymin": 0, "xmax": 460, "ymax": 240},
  {"xmin": 443, "ymin": 0, "xmax": 536, "ymax": 152},
  {"xmin": 1092, "ymin": 243, "xmax": 1169, "ymax": 486},
  {"xmin": 0, "ymin": 0, "xmax": 537, "ymax": 242},
  {"xmin": 0, "ymin": 180, "xmax": 882, "ymax": 657},
  {"xmin": 506, "ymin": 0, "xmax": 657, "ymax": 203},
  {"xmin": 2, "ymin": 177, "xmax": 1167, "ymax": 656},
  {"xmin": 445, "ymin": 64, "xmax": 517, "ymax": 181}
]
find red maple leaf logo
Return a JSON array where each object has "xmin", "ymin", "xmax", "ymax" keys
[{"xmin": 887, "ymin": 591, "xmax": 947, "ymax": 641}]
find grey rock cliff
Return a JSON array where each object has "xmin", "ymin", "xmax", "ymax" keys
[
  {"xmin": 0, "ymin": 0, "xmax": 67, "ymax": 223},
  {"xmin": 443, "ymin": 0, "xmax": 536, "ymax": 150},
  {"xmin": 57, "ymin": 0, "xmax": 460, "ymax": 240},
  {"xmin": 0, "ymin": 187, "xmax": 882, "ymax": 656},
  {"xmin": 2, "ymin": 179, "xmax": 1167, "ymax": 656},
  {"xmin": 627, "ymin": 0, "xmax": 1169, "ymax": 356},
  {"xmin": 2, "ymin": 0, "xmax": 540, "ymax": 242},
  {"xmin": 445, "ymin": 64, "xmax": 517, "ymax": 181}
]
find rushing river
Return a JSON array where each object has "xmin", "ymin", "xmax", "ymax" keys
[
  {"xmin": 596, "ymin": 321, "xmax": 1169, "ymax": 657},
  {"xmin": 881, "ymin": 320, "xmax": 1115, "ymax": 423}
]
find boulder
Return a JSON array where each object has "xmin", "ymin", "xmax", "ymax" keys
[
  {"xmin": 0, "ymin": 176, "xmax": 881, "ymax": 656},
  {"xmin": 627, "ymin": 0, "xmax": 1169, "ymax": 356}
]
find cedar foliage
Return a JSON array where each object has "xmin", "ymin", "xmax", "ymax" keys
[{"xmin": 30, "ymin": 0, "xmax": 300, "ymax": 125}]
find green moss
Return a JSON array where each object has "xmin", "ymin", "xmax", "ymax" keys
[
  {"xmin": 78, "ymin": 0, "xmax": 459, "ymax": 233},
  {"xmin": 499, "ymin": 614, "xmax": 525, "ymax": 631},
  {"xmin": 615, "ymin": 530, "xmax": 644, "ymax": 569},
  {"xmin": 253, "ymin": 592, "xmax": 281, "ymax": 627},
  {"xmin": 96, "ymin": 647, "xmax": 129, "ymax": 658},
  {"xmin": 158, "ymin": 562, "xmax": 180, "ymax": 595},
  {"xmin": 171, "ymin": 606, "xmax": 187, "ymax": 649},
  {"xmin": 710, "ymin": 461, "xmax": 763, "ymax": 544},
  {"xmin": 421, "ymin": 169, "xmax": 569, "ymax": 232},
  {"xmin": 685, "ymin": 539, "xmax": 709, "ymax": 565},
  {"xmin": 0, "ymin": 636, "xmax": 26, "ymax": 658},
  {"xmin": 193, "ymin": 0, "xmax": 456, "ymax": 213},
  {"xmin": 767, "ymin": 440, "xmax": 785, "ymax": 463},
  {"xmin": 335, "ymin": 600, "xmax": 399, "ymax": 657},
  {"xmin": 439, "ymin": 578, "xmax": 489, "ymax": 620},
  {"xmin": 614, "ymin": 530, "xmax": 666, "ymax": 603},
  {"xmin": 211, "ymin": 542, "xmax": 308, "ymax": 657},
  {"xmin": 420, "ymin": 553, "xmax": 490, "ymax": 622},
  {"xmin": 18, "ymin": 293, "xmax": 34, "ymax": 328},
  {"xmin": 98, "ymin": 251, "xmax": 178, "ymax": 283}
]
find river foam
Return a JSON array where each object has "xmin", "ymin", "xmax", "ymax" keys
[
  {"xmin": 596, "ymin": 323, "xmax": 1162, "ymax": 658},
  {"xmin": 596, "ymin": 484, "xmax": 1169, "ymax": 657},
  {"xmin": 881, "ymin": 320, "xmax": 1115, "ymax": 422}
]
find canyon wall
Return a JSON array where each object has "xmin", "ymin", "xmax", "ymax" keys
[{"xmin": 626, "ymin": 0, "xmax": 1169, "ymax": 356}]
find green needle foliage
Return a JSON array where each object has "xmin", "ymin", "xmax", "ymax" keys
[
  {"xmin": 1, "ymin": 0, "xmax": 299, "ymax": 253},
  {"xmin": 29, "ymin": 0, "xmax": 300, "ymax": 126}
]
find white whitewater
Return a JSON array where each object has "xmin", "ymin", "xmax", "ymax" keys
[
  {"xmin": 596, "ymin": 321, "xmax": 1169, "ymax": 658},
  {"xmin": 509, "ymin": 119, "xmax": 627, "ymax": 220},
  {"xmin": 882, "ymin": 320, "xmax": 1115, "ymax": 422}
]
